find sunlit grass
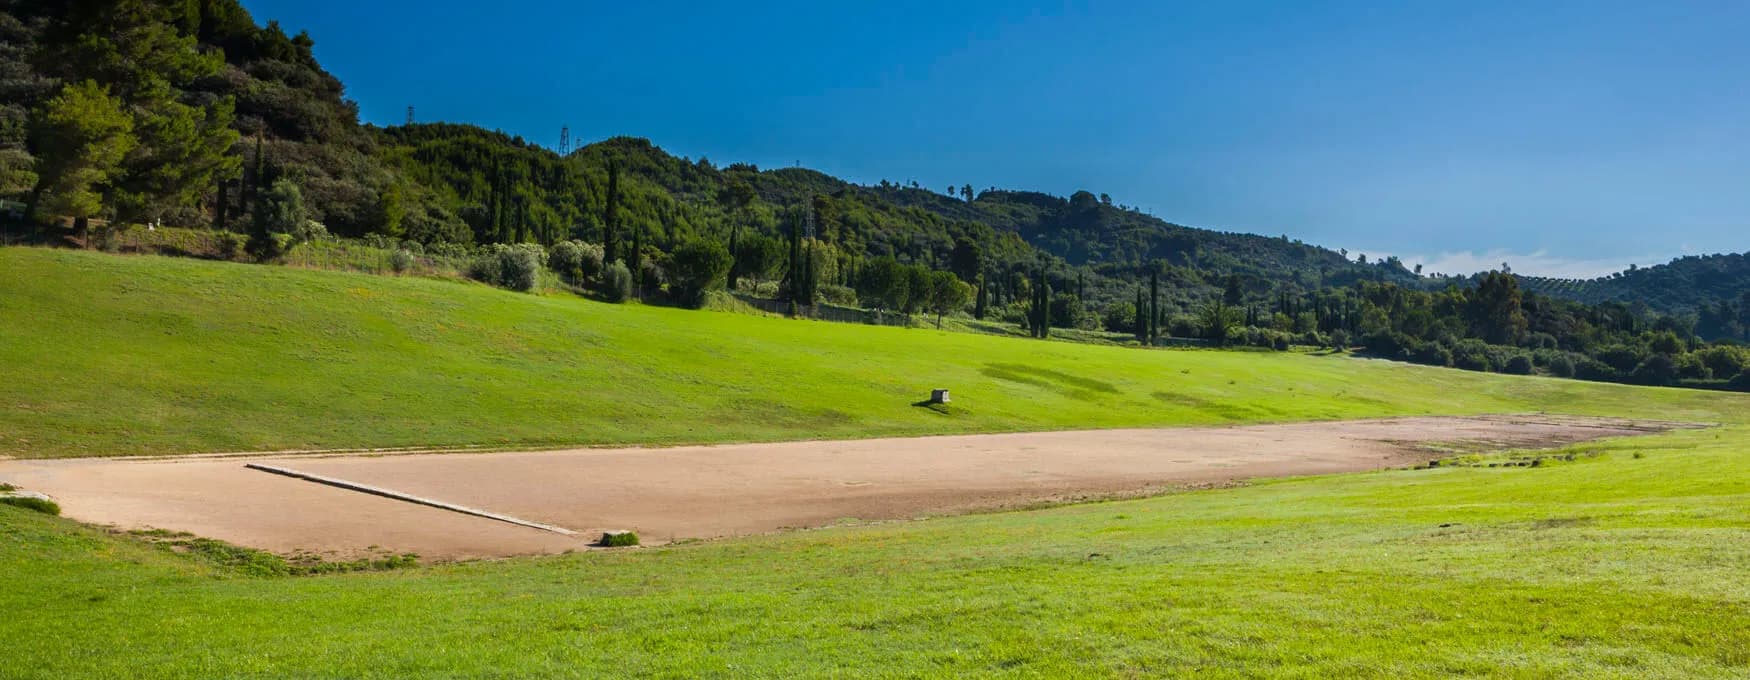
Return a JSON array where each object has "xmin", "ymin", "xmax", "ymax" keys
[
  {"xmin": 2, "ymin": 247, "xmax": 1739, "ymax": 458},
  {"xmin": 2, "ymin": 425, "xmax": 1746, "ymax": 677}
]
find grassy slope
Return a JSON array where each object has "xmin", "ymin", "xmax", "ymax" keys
[
  {"xmin": 0, "ymin": 247, "xmax": 1734, "ymax": 458},
  {"xmin": 3, "ymin": 426, "xmax": 1747, "ymax": 678},
  {"xmin": 2, "ymin": 247, "xmax": 1747, "ymax": 677}
]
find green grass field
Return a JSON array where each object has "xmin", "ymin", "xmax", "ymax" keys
[
  {"xmin": 0, "ymin": 247, "xmax": 1735, "ymax": 458},
  {"xmin": 2, "ymin": 247, "xmax": 1748, "ymax": 677},
  {"xmin": 3, "ymin": 426, "xmax": 1747, "ymax": 677}
]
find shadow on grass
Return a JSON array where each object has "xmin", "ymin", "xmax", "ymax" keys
[
  {"xmin": 911, "ymin": 400, "xmax": 953, "ymax": 416},
  {"xmin": 981, "ymin": 362, "xmax": 1120, "ymax": 401}
]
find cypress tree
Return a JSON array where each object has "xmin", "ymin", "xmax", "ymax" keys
[
  {"xmin": 215, "ymin": 179, "xmax": 229, "ymax": 231},
  {"xmin": 1028, "ymin": 273, "xmax": 1037, "ymax": 337},
  {"xmin": 515, "ymin": 197, "xmax": 528, "ymax": 243},
  {"xmin": 603, "ymin": 159, "xmax": 620, "ymax": 264},
  {"xmin": 241, "ymin": 137, "xmax": 264, "ymax": 220},
  {"xmin": 802, "ymin": 237, "xmax": 815, "ymax": 306},
  {"xmin": 728, "ymin": 222, "xmax": 741, "ymax": 292},
  {"xmin": 973, "ymin": 273, "xmax": 987, "ymax": 320},
  {"xmin": 630, "ymin": 220, "xmax": 643, "ymax": 300},
  {"xmin": 1039, "ymin": 269, "xmax": 1053, "ymax": 339},
  {"xmin": 1026, "ymin": 269, "xmax": 1038, "ymax": 337},
  {"xmin": 1148, "ymin": 265, "xmax": 1160, "ymax": 342},
  {"xmin": 791, "ymin": 206, "xmax": 803, "ymax": 300},
  {"xmin": 1135, "ymin": 286, "xmax": 1147, "ymax": 343}
]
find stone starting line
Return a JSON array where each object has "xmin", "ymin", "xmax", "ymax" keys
[{"xmin": 244, "ymin": 463, "xmax": 579, "ymax": 536}]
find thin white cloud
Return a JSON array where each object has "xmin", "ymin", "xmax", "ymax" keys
[{"xmin": 1355, "ymin": 248, "xmax": 1671, "ymax": 280}]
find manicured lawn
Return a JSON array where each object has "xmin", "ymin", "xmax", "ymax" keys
[{"xmin": 0, "ymin": 247, "xmax": 1736, "ymax": 458}]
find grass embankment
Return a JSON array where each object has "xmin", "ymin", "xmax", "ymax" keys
[
  {"xmin": 3, "ymin": 424, "xmax": 1747, "ymax": 677},
  {"xmin": 0, "ymin": 247, "xmax": 1734, "ymax": 458}
]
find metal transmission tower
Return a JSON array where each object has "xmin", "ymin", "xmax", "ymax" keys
[
  {"xmin": 405, "ymin": 106, "xmax": 414, "ymax": 126},
  {"xmin": 559, "ymin": 126, "xmax": 570, "ymax": 155}
]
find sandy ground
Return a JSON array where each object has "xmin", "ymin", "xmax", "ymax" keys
[{"xmin": 0, "ymin": 415, "xmax": 1680, "ymax": 561}]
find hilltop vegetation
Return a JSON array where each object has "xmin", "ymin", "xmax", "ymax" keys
[{"xmin": 1518, "ymin": 253, "xmax": 1750, "ymax": 340}]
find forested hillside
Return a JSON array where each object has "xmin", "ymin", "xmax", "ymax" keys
[
  {"xmin": 1518, "ymin": 253, "xmax": 1750, "ymax": 340},
  {"xmin": 3, "ymin": 0, "xmax": 1747, "ymax": 391},
  {"xmin": 0, "ymin": 0, "xmax": 1425, "ymax": 309}
]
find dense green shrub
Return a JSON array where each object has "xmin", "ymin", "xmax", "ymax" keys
[
  {"xmin": 1548, "ymin": 354, "xmax": 1576, "ymax": 378},
  {"xmin": 292, "ymin": 220, "xmax": 329, "ymax": 244},
  {"xmin": 1648, "ymin": 331, "xmax": 1686, "ymax": 355},
  {"xmin": 638, "ymin": 257, "xmax": 666, "ymax": 294},
  {"xmin": 1595, "ymin": 344, "xmax": 1645, "ymax": 373},
  {"xmin": 600, "ymin": 261, "xmax": 633, "ymax": 302},
  {"xmin": 1361, "ymin": 330, "xmax": 1407, "ymax": 357},
  {"xmin": 1452, "ymin": 339, "xmax": 1492, "ymax": 372},
  {"xmin": 1502, "ymin": 353, "xmax": 1535, "ymax": 375},
  {"xmin": 666, "ymin": 239, "xmax": 733, "ymax": 308},
  {"xmin": 599, "ymin": 531, "xmax": 640, "ymax": 547},
  {"xmin": 818, "ymin": 284, "xmax": 857, "ymax": 306},
  {"xmin": 469, "ymin": 244, "xmax": 542, "ymax": 292},
  {"xmin": 428, "ymin": 242, "xmax": 474, "ymax": 260},
  {"xmin": 214, "ymin": 231, "xmax": 244, "ymax": 259},
  {"xmin": 252, "ymin": 232, "xmax": 297, "ymax": 261},
  {"xmin": 548, "ymin": 240, "xmax": 587, "ymax": 282},
  {"xmin": 256, "ymin": 179, "xmax": 307, "ymax": 239},
  {"xmin": 389, "ymin": 249, "xmax": 413, "ymax": 273},
  {"xmin": 1631, "ymin": 354, "xmax": 1679, "ymax": 386},
  {"xmin": 1168, "ymin": 314, "xmax": 1202, "ymax": 339},
  {"xmin": 1573, "ymin": 355, "xmax": 1618, "ymax": 381},
  {"xmin": 1675, "ymin": 353, "xmax": 1713, "ymax": 381},
  {"xmin": 1415, "ymin": 342, "xmax": 1454, "ymax": 367},
  {"xmin": 1695, "ymin": 346, "xmax": 1748, "ymax": 378}
]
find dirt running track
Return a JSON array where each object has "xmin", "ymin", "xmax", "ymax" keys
[{"xmin": 0, "ymin": 415, "xmax": 1681, "ymax": 560}]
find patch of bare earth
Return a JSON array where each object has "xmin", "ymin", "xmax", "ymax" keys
[{"xmin": 0, "ymin": 415, "xmax": 1693, "ymax": 561}]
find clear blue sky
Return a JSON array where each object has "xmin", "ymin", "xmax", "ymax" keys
[{"xmin": 242, "ymin": 0, "xmax": 1749, "ymax": 277}]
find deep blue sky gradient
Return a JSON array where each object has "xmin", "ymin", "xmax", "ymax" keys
[{"xmin": 241, "ymin": 0, "xmax": 1750, "ymax": 277}]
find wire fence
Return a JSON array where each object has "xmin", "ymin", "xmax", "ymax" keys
[{"xmin": 731, "ymin": 294, "xmax": 912, "ymax": 327}]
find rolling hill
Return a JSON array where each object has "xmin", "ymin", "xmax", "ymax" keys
[
  {"xmin": 1518, "ymin": 253, "xmax": 1750, "ymax": 339},
  {"xmin": 6, "ymin": 246, "xmax": 1717, "ymax": 458}
]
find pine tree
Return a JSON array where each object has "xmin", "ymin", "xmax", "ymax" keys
[
  {"xmin": 41, "ymin": 0, "xmax": 239, "ymax": 223},
  {"xmin": 26, "ymin": 80, "xmax": 137, "ymax": 239}
]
